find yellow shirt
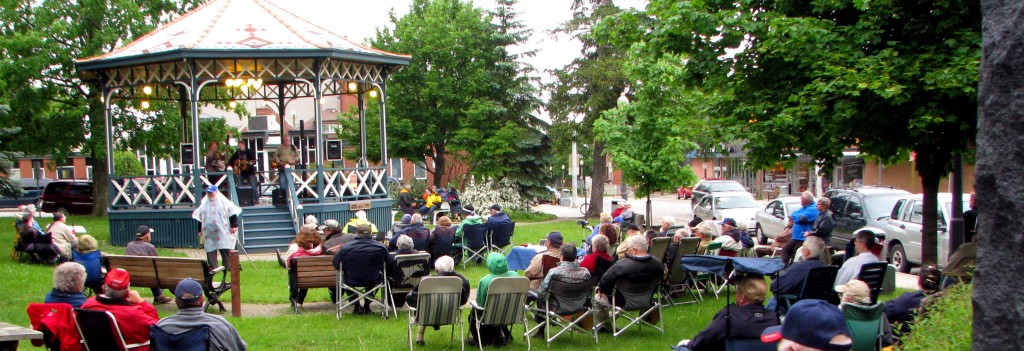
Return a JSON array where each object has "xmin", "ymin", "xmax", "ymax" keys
[{"xmin": 425, "ymin": 194, "xmax": 442, "ymax": 208}]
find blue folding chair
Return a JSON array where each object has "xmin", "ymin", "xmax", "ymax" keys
[
  {"xmin": 150, "ymin": 325, "xmax": 209, "ymax": 351},
  {"xmin": 461, "ymin": 224, "xmax": 488, "ymax": 269}
]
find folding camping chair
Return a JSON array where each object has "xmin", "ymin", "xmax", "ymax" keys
[
  {"xmin": 469, "ymin": 276, "xmax": 531, "ymax": 351},
  {"xmin": 527, "ymin": 276, "xmax": 598, "ymax": 345},
  {"xmin": 662, "ymin": 238, "xmax": 701, "ymax": 306},
  {"xmin": 149, "ymin": 325, "xmax": 209, "ymax": 351},
  {"xmin": 387, "ymin": 253, "xmax": 432, "ymax": 316},
  {"xmin": 857, "ymin": 262, "xmax": 888, "ymax": 304},
  {"xmin": 487, "ymin": 221, "xmax": 516, "ymax": 254},
  {"xmin": 595, "ymin": 274, "xmax": 664, "ymax": 337},
  {"xmin": 842, "ymin": 303, "xmax": 886, "ymax": 351},
  {"xmin": 648, "ymin": 237, "xmax": 671, "ymax": 264},
  {"xmin": 407, "ymin": 276, "xmax": 465, "ymax": 351},
  {"xmin": 337, "ymin": 260, "xmax": 390, "ymax": 319},
  {"xmin": 74, "ymin": 308, "xmax": 150, "ymax": 351},
  {"xmin": 680, "ymin": 256, "xmax": 784, "ymax": 347},
  {"xmin": 778, "ymin": 266, "xmax": 840, "ymax": 314},
  {"xmin": 461, "ymin": 224, "xmax": 488, "ymax": 269}
]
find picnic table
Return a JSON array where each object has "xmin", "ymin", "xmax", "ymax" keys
[{"xmin": 0, "ymin": 322, "xmax": 42, "ymax": 351}]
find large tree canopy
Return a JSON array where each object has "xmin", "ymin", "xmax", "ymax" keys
[{"xmin": 626, "ymin": 0, "xmax": 980, "ymax": 264}]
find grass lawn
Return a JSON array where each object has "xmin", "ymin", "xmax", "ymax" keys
[{"xmin": 3, "ymin": 216, "xmax": 911, "ymax": 350}]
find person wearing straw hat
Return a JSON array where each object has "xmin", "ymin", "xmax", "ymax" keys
[{"xmin": 193, "ymin": 185, "xmax": 242, "ymax": 271}]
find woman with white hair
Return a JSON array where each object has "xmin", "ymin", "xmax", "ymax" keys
[
  {"xmin": 44, "ymin": 262, "xmax": 88, "ymax": 307},
  {"xmin": 405, "ymin": 256, "xmax": 470, "ymax": 346},
  {"xmin": 659, "ymin": 215, "xmax": 677, "ymax": 237},
  {"xmin": 386, "ymin": 235, "xmax": 423, "ymax": 311}
]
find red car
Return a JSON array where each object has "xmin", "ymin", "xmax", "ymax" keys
[{"xmin": 677, "ymin": 186, "xmax": 692, "ymax": 200}]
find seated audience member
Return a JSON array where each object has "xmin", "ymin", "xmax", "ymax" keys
[
  {"xmin": 677, "ymin": 275, "xmax": 779, "ymax": 351},
  {"xmin": 387, "ymin": 235, "xmax": 421, "ymax": 308},
  {"xmin": 468, "ymin": 253, "xmax": 519, "ymax": 347},
  {"xmin": 644, "ymin": 229, "xmax": 661, "ymax": 243},
  {"xmin": 613, "ymin": 202, "xmax": 635, "ymax": 224},
  {"xmin": 659, "ymin": 216, "xmax": 677, "ymax": 237},
  {"xmin": 484, "ymin": 204, "xmax": 512, "ymax": 229},
  {"xmin": 531, "ymin": 244, "xmax": 590, "ymax": 338},
  {"xmin": 712, "ymin": 219, "xmax": 744, "ymax": 256},
  {"xmin": 156, "ymin": 278, "xmax": 247, "ymax": 351},
  {"xmin": 126, "ymin": 225, "xmax": 173, "ymax": 304},
  {"xmin": 16, "ymin": 206, "xmax": 60, "ymax": 263},
  {"xmin": 418, "ymin": 190, "xmax": 443, "ymax": 217},
  {"xmin": 755, "ymin": 225, "xmax": 792, "ymax": 258},
  {"xmin": 834, "ymin": 232, "xmax": 881, "ymax": 287},
  {"xmin": 332, "ymin": 224, "xmax": 389, "ymax": 315},
  {"xmin": 688, "ymin": 216, "xmax": 704, "ymax": 229},
  {"xmin": 406, "ymin": 256, "xmax": 470, "ymax": 346},
  {"xmin": 343, "ymin": 210, "xmax": 379, "ymax": 234},
  {"xmin": 767, "ymin": 237, "xmax": 826, "ymax": 311},
  {"xmin": 454, "ymin": 205, "xmax": 482, "ymax": 236},
  {"xmin": 587, "ymin": 213, "xmax": 618, "ymax": 242},
  {"xmin": 615, "ymin": 224, "xmax": 643, "ymax": 259},
  {"xmin": 428, "ymin": 216, "xmax": 461, "ymax": 265},
  {"xmin": 836, "ymin": 280, "xmax": 893, "ymax": 347},
  {"xmin": 525, "ymin": 232, "xmax": 564, "ymax": 290},
  {"xmin": 884, "ymin": 264, "xmax": 942, "ymax": 334},
  {"xmin": 81, "ymin": 269, "xmax": 159, "ymax": 351},
  {"xmin": 665, "ymin": 227, "xmax": 693, "ymax": 263},
  {"xmin": 693, "ymin": 222, "xmax": 714, "ymax": 254},
  {"xmin": 599, "ymin": 219, "xmax": 621, "ymax": 248},
  {"xmin": 72, "ymin": 235, "xmax": 104, "ymax": 293},
  {"xmin": 580, "ymin": 234, "xmax": 614, "ymax": 283},
  {"xmin": 285, "ymin": 224, "xmax": 324, "ymax": 267},
  {"xmin": 391, "ymin": 213, "xmax": 430, "ymax": 251},
  {"xmin": 595, "ymin": 235, "xmax": 664, "ymax": 328},
  {"xmin": 761, "ymin": 299, "xmax": 853, "ymax": 351},
  {"xmin": 392, "ymin": 214, "xmax": 413, "ymax": 235},
  {"xmin": 321, "ymin": 219, "xmax": 353, "ymax": 255},
  {"xmin": 610, "ymin": 202, "xmax": 627, "ymax": 219},
  {"xmin": 46, "ymin": 212, "xmax": 78, "ymax": 261},
  {"xmin": 44, "ymin": 262, "xmax": 88, "ymax": 308}
]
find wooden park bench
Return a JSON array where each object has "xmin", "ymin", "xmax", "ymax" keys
[
  {"xmin": 288, "ymin": 255, "xmax": 338, "ymax": 314},
  {"xmin": 102, "ymin": 255, "xmax": 229, "ymax": 312}
]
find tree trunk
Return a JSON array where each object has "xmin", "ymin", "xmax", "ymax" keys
[
  {"xmin": 86, "ymin": 96, "xmax": 109, "ymax": 217},
  {"xmin": 432, "ymin": 145, "xmax": 446, "ymax": 188},
  {"xmin": 975, "ymin": 0, "xmax": 1024, "ymax": 347},
  {"xmin": 914, "ymin": 150, "xmax": 942, "ymax": 265},
  {"xmin": 91, "ymin": 150, "xmax": 109, "ymax": 217},
  {"xmin": 586, "ymin": 140, "xmax": 607, "ymax": 217}
]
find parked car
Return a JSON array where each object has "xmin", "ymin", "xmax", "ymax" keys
[
  {"xmin": 0, "ymin": 188, "xmax": 42, "ymax": 208},
  {"xmin": 753, "ymin": 196, "xmax": 803, "ymax": 245},
  {"xmin": 690, "ymin": 180, "xmax": 747, "ymax": 209},
  {"xmin": 676, "ymin": 186, "xmax": 692, "ymax": 200},
  {"xmin": 38, "ymin": 180, "xmax": 95, "ymax": 214},
  {"xmin": 872, "ymin": 193, "xmax": 970, "ymax": 273},
  {"xmin": 823, "ymin": 186, "xmax": 910, "ymax": 248},
  {"xmin": 693, "ymin": 191, "xmax": 759, "ymax": 233}
]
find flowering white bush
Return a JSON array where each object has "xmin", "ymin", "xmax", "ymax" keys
[{"xmin": 462, "ymin": 179, "xmax": 529, "ymax": 212}]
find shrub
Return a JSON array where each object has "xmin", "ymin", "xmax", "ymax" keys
[
  {"xmin": 388, "ymin": 178, "xmax": 428, "ymax": 207},
  {"xmin": 900, "ymin": 283, "xmax": 972, "ymax": 351},
  {"xmin": 462, "ymin": 179, "xmax": 529, "ymax": 212}
]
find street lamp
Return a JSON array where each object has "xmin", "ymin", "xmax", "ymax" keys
[{"xmin": 617, "ymin": 92, "xmax": 629, "ymax": 200}]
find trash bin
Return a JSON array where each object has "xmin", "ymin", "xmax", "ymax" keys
[
  {"xmin": 559, "ymin": 189, "xmax": 572, "ymax": 206},
  {"xmin": 779, "ymin": 185, "xmax": 790, "ymax": 195}
]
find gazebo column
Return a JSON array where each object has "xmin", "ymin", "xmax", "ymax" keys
[
  {"xmin": 358, "ymin": 88, "xmax": 367, "ymax": 167},
  {"xmin": 102, "ymin": 84, "xmax": 118, "ymax": 205},
  {"xmin": 313, "ymin": 70, "xmax": 324, "ymax": 202},
  {"xmin": 378, "ymin": 82, "xmax": 389, "ymax": 180},
  {"xmin": 189, "ymin": 76, "xmax": 203, "ymax": 199}
]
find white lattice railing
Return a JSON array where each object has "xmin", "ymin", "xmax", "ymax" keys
[
  {"xmin": 290, "ymin": 167, "xmax": 388, "ymax": 200},
  {"xmin": 110, "ymin": 173, "xmax": 232, "ymax": 208}
]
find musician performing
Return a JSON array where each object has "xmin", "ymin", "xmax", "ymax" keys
[{"xmin": 228, "ymin": 139, "xmax": 259, "ymax": 205}]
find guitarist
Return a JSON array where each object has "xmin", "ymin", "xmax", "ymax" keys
[{"xmin": 228, "ymin": 139, "xmax": 259, "ymax": 205}]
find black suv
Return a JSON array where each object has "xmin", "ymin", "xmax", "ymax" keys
[
  {"xmin": 823, "ymin": 186, "xmax": 910, "ymax": 248},
  {"xmin": 39, "ymin": 180, "xmax": 95, "ymax": 214}
]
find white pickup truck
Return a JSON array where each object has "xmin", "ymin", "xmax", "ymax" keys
[{"xmin": 869, "ymin": 193, "xmax": 970, "ymax": 273}]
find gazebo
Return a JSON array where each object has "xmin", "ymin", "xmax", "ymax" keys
[{"xmin": 75, "ymin": 0, "xmax": 410, "ymax": 251}]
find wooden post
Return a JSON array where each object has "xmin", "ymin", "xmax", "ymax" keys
[{"xmin": 229, "ymin": 250, "xmax": 241, "ymax": 317}]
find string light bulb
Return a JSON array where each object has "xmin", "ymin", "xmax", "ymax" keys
[
  {"xmin": 141, "ymin": 100, "xmax": 150, "ymax": 109},
  {"xmin": 368, "ymin": 89, "xmax": 378, "ymax": 98},
  {"xmin": 348, "ymin": 82, "xmax": 358, "ymax": 92},
  {"xmin": 142, "ymin": 86, "xmax": 153, "ymax": 95},
  {"xmin": 229, "ymin": 100, "xmax": 237, "ymax": 108}
]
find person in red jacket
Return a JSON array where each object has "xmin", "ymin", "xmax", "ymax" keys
[{"xmin": 80, "ymin": 268, "xmax": 159, "ymax": 351}]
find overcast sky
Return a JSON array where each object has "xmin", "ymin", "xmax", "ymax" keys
[{"xmin": 285, "ymin": 0, "xmax": 645, "ymax": 120}]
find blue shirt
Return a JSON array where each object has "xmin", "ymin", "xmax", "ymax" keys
[{"xmin": 789, "ymin": 204, "xmax": 819, "ymax": 241}]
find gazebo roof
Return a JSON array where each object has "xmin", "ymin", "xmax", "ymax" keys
[{"xmin": 76, "ymin": 0, "xmax": 409, "ymax": 71}]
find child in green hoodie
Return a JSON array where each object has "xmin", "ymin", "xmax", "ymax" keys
[{"xmin": 469, "ymin": 252, "xmax": 520, "ymax": 346}]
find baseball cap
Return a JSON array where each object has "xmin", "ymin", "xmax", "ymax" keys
[
  {"xmin": 761, "ymin": 299, "xmax": 852, "ymax": 350},
  {"xmin": 356, "ymin": 224, "xmax": 372, "ymax": 235},
  {"xmin": 489, "ymin": 204, "xmax": 502, "ymax": 211},
  {"xmin": 835, "ymin": 279, "xmax": 872, "ymax": 304},
  {"xmin": 105, "ymin": 268, "xmax": 131, "ymax": 291},
  {"xmin": 136, "ymin": 225, "xmax": 153, "ymax": 237},
  {"xmin": 320, "ymin": 219, "xmax": 340, "ymax": 230},
  {"xmin": 174, "ymin": 278, "xmax": 203, "ymax": 302},
  {"xmin": 721, "ymin": 218, "xmax": 738, "ymax": 227},
  {"xmin": 546, "ymin": 232, "xmax": 564, "ymax": 245},
  {"xmin": 205, "ymin": 185, "xmax": 218, "ymax": 193}
]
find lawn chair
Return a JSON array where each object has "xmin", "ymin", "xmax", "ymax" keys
[
  {"xmin": 407, "ymin": 276, "xmax": 465, "ymax": 351},
  {"xmin": 149, "ymin": 325, "xmax": 209, "ymax": 351},
  {"xmin": 487, "ymin": 221, "xmax": 516, "ymax": 254},
  {"xmin": 469, "ymin": 276, "xmax": 531, "ymax": 351},
  {"xmin": 337, "ymin": 260, "xmax": 390, "ymax": 319},
  {"xmin": 778, "ymin": 266, "xmax": 840, "ymax": 314},
  {"xmin": 388, "ymin": 253, "xmax": 432, "ymax": 316},
  {"xmin": 857, "ymin": 262, "xmax": 888, "ymax": 304},
  {"xmin": 648, "ymin": 237, "xmax": 671, "ymax": 264},
  {"xmin": 704, "ymin": 241, "xmax": 723, "ymax": 256},
  {"xmin": 595, "ymin": 275, "xmax": 664, "ymax": 337},
  {"xmin": 527, "ymin": 276, "xmax": 598, "ymax": 345},
  {"xmin": 73, "ymin": 308, "xmax": 150, "ymax": 351},
  {"xmin": 461, "ymin": 224, "xmax": 488, "ymax": 269},
  {"xmin": 662, "ymin": 238, "xmax": 701, "ymax": 306},
  {"xmin": 27, "ymin": 302, "xmax": 82, "ymax": 351},
  {"xmin": 842, "ymin": 303, "xmax": 886, "ymax": 351}
]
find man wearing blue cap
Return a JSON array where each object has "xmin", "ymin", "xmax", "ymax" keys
[
  {"xmin": 761, "ymin": 299, "xmax": 853, "ymax": 351},
  {"xmin": 157, "ymin": 278, "xmax": 247, "ymax": 350}
]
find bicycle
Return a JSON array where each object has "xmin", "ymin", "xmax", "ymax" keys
[{"xmin": 579, "ymin": 198, "xmax": 589, "ymax": 218}]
